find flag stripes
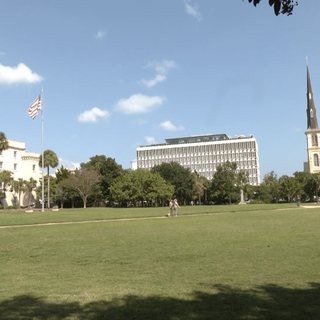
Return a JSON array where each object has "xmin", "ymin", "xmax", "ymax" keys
[{"xmin": 27, "ymin": 94, "xmax": 42, "ymax": 119}]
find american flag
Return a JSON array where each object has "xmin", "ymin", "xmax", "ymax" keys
[{"xmin": 27, "ymin": 94, "xmax": 42, "ymax": 119}]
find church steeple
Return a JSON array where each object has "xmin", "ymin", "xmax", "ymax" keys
[
  {"xmin": 306, "ymin": 64, "xmax": 319, "ymax": 130},
  {"xmin": 305, "ymin": 61, "xmax": 320, "ymax": 173}
]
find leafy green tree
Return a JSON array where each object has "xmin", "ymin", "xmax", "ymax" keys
[
  {"xmin": 110, "ymin": 169, "xmax": 174, "ymax": 206},
  {"xmin": 36, "ymin": 175, "xmax": 58, "ymax": 207},
  {"xmin": 0, "ymin": 131, "xmax": 9, "ymax": 152},
  {"xmin": 264, "ymin": 171, "xmax": 280, "ymax": 202},
  {"xmin": 39, "ymin": 150, "xmax": 59, "ymax": 208},
  {"xmin": 246, "ymin": 0, "xmax": 298, "ymax": 16},
  {"xmin": 199, "ymin": 176, "xmax": 211, "ymax": 205},
  {"xmin": 278, "ymin": 175, "xmax": 300, "ymax": 202},
  {"xmin": 211, "ymin": 161, "xmax": 237, "ymax": 204},
  {"xmin": 293, "ymin": 171, "xmax": 311, "ymax": 202},
  {"xmin": 151, "ymin": 162, "xmax": 194, "ymax": 204},
  {"xmin": 192, "ymin": 172, "xmax": 204, "ymax": 205},
  {"xmin": 253, "ymin": 182, "xmax": 272, "ymax": 203},
  {"xmin": 11, "ymin": 178, "xmax": 27, "ymax": 208},
  {"xmin": 25, "ymin": 177, "xmax": 37, "ymax": 206},
  {"xmin": 61, "ymin": 168, "xmax": 101, "ymax": 208},
  {"xmin": 55, "ymin": 165, "xmax": 74, "ymax": 208},
  {"xmin": 81, "ymin": 155, "xmax": 123, "ymax": 202},
  {"xmin": 306, "ymin": 173, "xmax": 320, "ymax": 203},
  {"xmin": 0, "ymin": 170, "xmax": 13, "ymax": 208}
]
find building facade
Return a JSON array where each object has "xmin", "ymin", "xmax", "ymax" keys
[
  {"xmin": 304, "ymin": 65, "xmax": 320, "ymax": 173},
  {"xmin": 136, "ymin": 133, "xmax": 260, "ymax": 185},
  {"xmin": 0, "ymin": 139, "xmax": 42, "ymax": 207}
]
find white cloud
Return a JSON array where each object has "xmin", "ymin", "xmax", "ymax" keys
[
  {"xmin": 95, "ymin": 30, "xmax": 107, "ymax": 39},
  {"xmin": 0, "ymin": 63, "xmax": 43, "ymax": 85},
  {"xmin": 0, "ymin": 52, "xmax": 5, "ymax": 56},
  {"xmin": 184, "ymin": 0, "xmax": 203, "ymax": 21},
  {"xmin": 145, "ymin": 136, "xmax": 156, "ymax": 144},
  {"xmin": 77, "ymin": 107, "xmax": 110, "ymax": 122},
  {"xmin": 114, "ymin": 93, "xmax": 164, "ymax": 114},
  {"xmin": 159, "ymin": 120, "xmax": 184, "ymax": 131},
  {"xmin": 140, "ymin": 74, "xmax": 166, "ymax": 87},
  {"xmin": 146, "ymin": 60, "xmax": 176, "ymax": 74}
]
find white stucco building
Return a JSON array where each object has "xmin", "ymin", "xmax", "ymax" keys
[
  {"xmin": 0, "ymin": 139, "xmax": 42, "ymax": 207},
  {"xmin": 136, "ymin": 133, "xmax": 260, "ymax": 185}
]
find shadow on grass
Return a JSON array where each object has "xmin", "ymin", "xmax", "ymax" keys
[{"xmin": 1, "ymin": 283, "xmax": 320, "ymax": 319}]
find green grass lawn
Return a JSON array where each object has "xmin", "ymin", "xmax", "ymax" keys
[{"xmin": 0, "ymin": 205, "xmax": 320, "ymax": 319}]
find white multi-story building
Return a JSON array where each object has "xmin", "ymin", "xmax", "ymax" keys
[
  {"xmin": 0, "ymin": 139, "xmax": 42, "ymax": 207},
  {"xmin": 136, "ymin": 133, "xmax": 260, "ymax": 185}
]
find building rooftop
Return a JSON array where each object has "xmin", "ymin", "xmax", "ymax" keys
[{"xmin": 138, "ymin": 134, "xmax": 254, "ymax": 148}]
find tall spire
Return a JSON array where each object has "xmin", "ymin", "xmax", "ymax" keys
[{"xmin": 306, "ymin": 63, "xmax": 319, "ymax": 130}]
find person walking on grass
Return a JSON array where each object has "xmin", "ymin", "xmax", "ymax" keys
[
  {"xmin": 167, "ymin": 199, "xmax": 173, "ymax": 217},
  {"xmin": 174, "ymin": 199, "xmax": 180, "ymax": 217},
  {"xmin": 296, "ymin": 195, "xmax": 300, "ymax": 207}
]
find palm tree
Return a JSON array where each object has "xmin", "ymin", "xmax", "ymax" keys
[
  {"xmin": 0, "ymin": 131, "xmax": 9, "ymax": 153},
  {"xmin": 11, "ymin": 178, "xmax": 27, "ymax": 208},
  {"xmin": 25, "ymin": 177, "xmax": 37, "ymax": 207},
  {"xmin": 39, "ymin": 150, "xmax": 59, "ymax": 209}
]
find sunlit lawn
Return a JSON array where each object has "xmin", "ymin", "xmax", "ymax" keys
[{"xmin": 0, "ymin": 204, "xmax": 320, "ymax": 319}]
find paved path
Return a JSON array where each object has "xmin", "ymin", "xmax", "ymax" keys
[{"xmin": 1, "ymin": 206, "xmax": 319, "ymax": 229}]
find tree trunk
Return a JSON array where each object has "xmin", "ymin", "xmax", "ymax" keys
[{"xmin": 84, "ymin": 196, "xmax": 87, "ymax": 208}]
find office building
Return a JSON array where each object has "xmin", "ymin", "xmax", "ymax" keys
[{"xmin": 136, "ymin": 133, "xmax": 260, "ymax": 185}]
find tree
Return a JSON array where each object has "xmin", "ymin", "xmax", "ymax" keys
[
  {"xmin": 55, "ymin": 165, "xmax": 72, "ymax": 208},
  {"xmin": 199, "ymin": 176, "xmax": 211, "ymax": 205},
  {"xmin": 25, "ymin": 177, "xmax": 37, "ymax": 207},
  {"xmin": 246, "ymin": 0, "xmax": 298, "ymax": 16},
  {"xmin": 306, "ymin": 173, "xmax": 320, "ymax": 203},
  {"xmin": 151, "ymin": 162, "xmax": 195, "ymax": 204},
  {"xmin": 11, "ymin": 178, "xmax": 27, "ymax": 208},
  {"xmin": 192, "ymin": 172, "xmax": 204, "ymax": 205},
  {"xmin": 61, "ymin": 168, "xmax": 101, "ymax": 208},
  {"xmin": 278, "ymin": 175, "xmax": 300, "ymax": 202},
  {"xmin": 236, "ymin": 169, "xmax": 249, "ymax": 204},
  {"xmin": 0, "ymin": 170, "xmax": 13, "ymax": 208},
  {"xmin": 264, "ymin": 171, "xmax": 280, "ymax": 202},
  {"xmin": 39, "ymin": 150, "xmax": 59, "ymax": 208},
  {"xmin": 0, "ymin": 131, "xmax": 9, "ymax": 152},
  {"xmin": 110, "ymin": 169, "xmax": 174, "ymax": 206},
  {"xmin": 81, "ymin": 155, "xmax": 123, "ymax": 202},
  {"xmin": 36, "ymin": 175, "xmax": 58, "ymax": 206},
  {"xmin": 211, "ymin": 161, "xmax": 238, "ymax": 205},
  {"xmin": 293, "ymin": 171, "xmax": 310, "ymax": 202}
]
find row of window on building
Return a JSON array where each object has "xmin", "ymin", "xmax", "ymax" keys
[
  {"xmin": 0, "ymin": 162, "xmax": 37, "ymax": 172},
  {"xmin": 137, "ymin": 141, "xmax": 257, "ymax": 158},
  {"xmin": 138, "ymin": 152, "xmax": 258, "ymax": 162}
]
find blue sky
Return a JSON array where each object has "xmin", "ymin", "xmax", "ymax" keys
[{"xmin": 1, "ymin": 0, "xmax": 319, "ymax": 179}]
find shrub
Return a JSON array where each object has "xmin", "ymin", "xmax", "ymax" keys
[
  {"xmin": 5, "ymin": 205, "xmax": 16, "ymax": 209},
  {"xmin": 0, "ymin": 204, "xmax": 3, "ymax": 210}
]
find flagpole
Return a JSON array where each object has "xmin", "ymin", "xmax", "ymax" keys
[{"xmin": 41, "ymin": 85, "xmax": 44, "ymax": 213}]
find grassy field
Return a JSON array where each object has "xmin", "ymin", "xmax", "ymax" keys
[{"xmin": 0, "ymin": 204, "xmax": 320, "ymax": 319}]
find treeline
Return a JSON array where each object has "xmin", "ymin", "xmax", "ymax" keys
[{"xmin": 1, "ymin": 152, "xmax": 319, "ymax": 209}]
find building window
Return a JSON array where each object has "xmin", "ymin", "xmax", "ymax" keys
[
  {"xmin": 0, "ymin": 150, "xmax": 2, "ymax": 155},
  {"xmin": 0, "ymin": 162, "xmax": 2, "ymax": 169},
  {"xmin": 14, "ymin": 163, "xmax": 17, "ymax": 171},
  {"xmin": 312, "ymin": 135, "xmax": 318, "ymax": 146},
  {"xmin": 32, "ymin": 164, "xmax": 36, "ymax": 172},
  {"xmin": 314, "ymin": 154, "xmax": 319, "ymax": 167},
  {"xmin": 14, "ymin": 151, "xmax": 17, "ymax": 158}
]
